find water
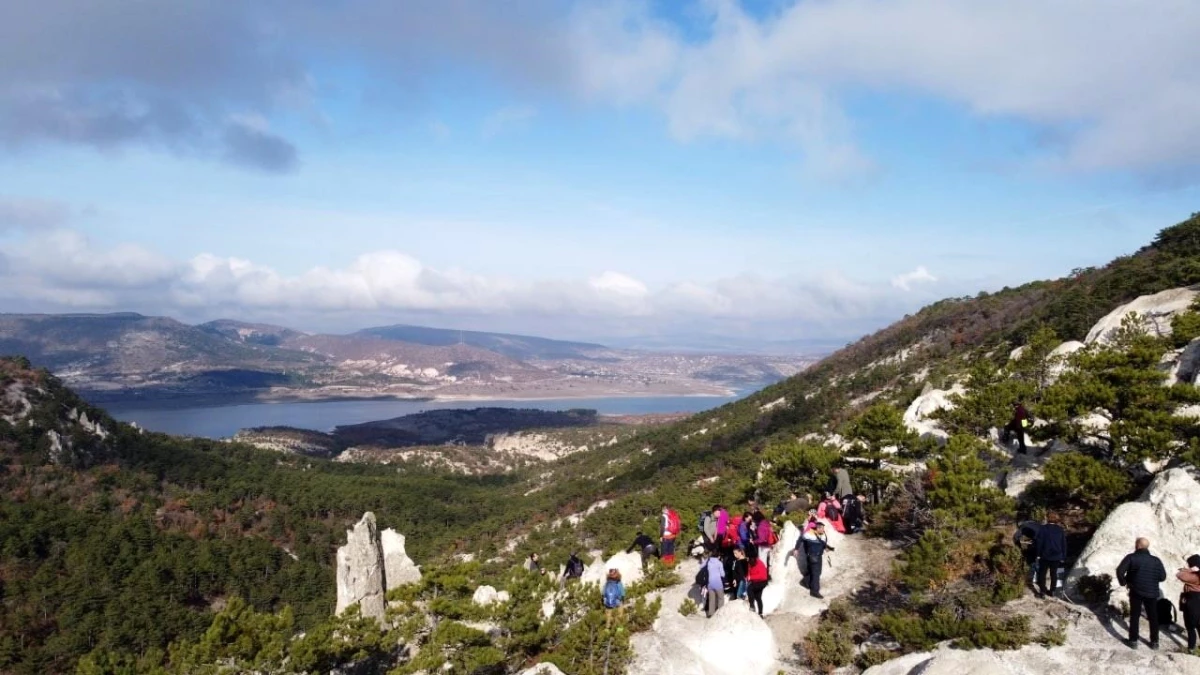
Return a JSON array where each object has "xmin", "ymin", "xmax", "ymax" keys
[{"xmin": 106, "ymin": 393, "xmax": 746, "ymax": 439}]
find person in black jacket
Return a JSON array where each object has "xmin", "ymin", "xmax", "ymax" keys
[
  {"xmin": 626, "ymin": 531, "xmax": 659, "ymax": 571},
  {"xmin": 1032, "ymin": 512, "xmax": 1067, "ymax": 597},
  {"xmin": 1116, "ymin": 537, "xmax": 1167, "ymax": 649}
]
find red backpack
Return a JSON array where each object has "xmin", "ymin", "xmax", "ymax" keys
[
  {"xmin": 767, "ymin": 524, "xmax": 779, "ymax": 546},
  {"xmin": 666, "ymin": 509, "xmax": 681, "ymax": 537}
]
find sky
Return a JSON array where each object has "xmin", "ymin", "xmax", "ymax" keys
[{"xmin": 1, "ymin": 0, "xmax": 1199, "ymax": 349}]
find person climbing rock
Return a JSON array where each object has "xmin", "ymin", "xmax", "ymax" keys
[
  {"xmin": 745, "ymin": 552, "xmax": 769, "ymax": 617},
  {"xmin": 1002, "ymin": 400, "xmax": 1031, "ymax": 454},
  {"xmin": 626, "ymin": 531, "xmax": 659, "ymax": 571},
  {"xmin": 562, "ymin": 552, "xmax": 585, "ymax": 586},
  {"xmin": 602, "ymin": 568, "xmax": 625, "ymax": 627},
  {"xmin": 1177, "ymin": 554, "xmax": 1200, "ymax": 651},
  {"xmin": 1032, "ymin": 512, "xmax": 1067, "ymax": 598},
  {"xmin": 800, "ymin": 521, "xmax": 834, "ymax": 599},
  {"xmin": 702, "ymin": 552, "xmax": 726, "ymax": 618},
  {"xmin": 1117, "ymin": 537, "xmax": 1167, "ymax": 649},
  {"xmin": 830, "ymin": 466, "xmax": 853, "ymax": 501},
  {"xmin": 774, "ymin": 492, "xmax": 809, "ymax": 517},
  {"xmin": 1013, "ymin": 520, "xmax": 1042, "ymax": 584},
  {"xmin": 661, "ymin": 504, "xmax": 682, "ymax": 566}
]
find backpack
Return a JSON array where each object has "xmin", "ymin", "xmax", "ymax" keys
[
  {"xmin": 566, "ymin": 557, "xmax": 584, "ymax": 578},
  {"xmin": 826, "ymin": 504, "xmax": 841, "ymax": 521},
  {"xmin": 695, "ymin": 565, "xmax": 709, "ymax": 587},
  {"xmin": 602, "ymin": 581, "xmax": 622, "ymax": 609},
  {"xmin": 699, "ymin": 511, "xmax": 712, "ymax": 533},
  {"xmin": 1158, "ymin": 598, "xmax": 1177, "ymax": 626},
  {"xmin": 666, "ymin": 510, "xmax": 681, "ymax": 537}
]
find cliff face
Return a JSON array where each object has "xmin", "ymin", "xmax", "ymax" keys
[
  {"xmin": 0, "ymin": 357, "xmax": 118, "ymax": 467},
  {"xmin": 335, "ymin": 512, "xmax": 421, "ymax": 622}
]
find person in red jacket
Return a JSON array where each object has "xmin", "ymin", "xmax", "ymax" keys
[
  {"xmin": 745, "ymin": 554, "xmax": 769, "ymax": 617},
  {"xmin": 661, "ymin": 504, "xmax": 681, "ymax": 566}
]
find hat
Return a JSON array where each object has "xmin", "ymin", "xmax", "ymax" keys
[{"xmin": 1187, "ymin": 554, "xmax": 1200, "ymax": 569}]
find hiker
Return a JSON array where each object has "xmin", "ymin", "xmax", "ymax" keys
[
  {"xmin": 714, "ymin": 504, "xmax": 729, "ymax": 543},
  {"xmin": 1178, "ymin": 554, "xmax": 1200, "ymax": 651},
  {"xmin": 602, "ymin": 569, "xmax": 625, "ymax": 627},
  {"xmin": 1002, "ymin": 401, "xmax": 1031, "ymax": 454},
  {"xmin": 746, "ymin": 550, "xmax": 770, "ymax": 617},
  {"xmin": 1116, "ymin": 537, "xmax": 1167, "ymax": 649},
  {"xmin": 524, "ymin": 553, "xmax": 545, "ymax": 575},
  {"xmin": 700, "ymin": 509, "xmax": 718, "ymax": 551},
  {"xmin": 803, "ymin": 510, "xmax": 820, "ymax": 533},
  {"xmin": 830, "ymin": 466, "xmax": 853, "ymax": 501},
  {"xmin": 626, "ymin": 531, "xmax": 659, "ymax": 571},
  {"xmin": 817, "ymin": 494, "xmax": 846, "ymax": 534},
  {"xmin": 1013, "ymin": 520, "xmax": 1042, "ymax": 584},
  {"xmin": 701, "ymin": 551, "xmax": 726, "ymax": 618},
  {"xmin": 774, "ymin": 492, "xmax": 809, "ymax": 517},
  {"xmin": 842, "ymin": 494, "xmax": 867, "ymax": 534},
  {"xmin": 752, "ymin": 512, "xmax": 775, "ymax": 571},
  {"xmin": 800, "ymin": 521, "xmax": 834, "ymax": 599},
  {"xmin": 731, "ymin": 547, "xmax": 749, "ymax": 599},
  {"xmin": 661, "ymin": 504, "xmax": 682, "ymax": 566},
  {"xmin": 1032, "ymin": 512, "xmax": 1067, "ymax": 598},
  {"xmin": 562, "ymin": 552, "xmax": 585, "ymax": 586},
  {"xmin": 738, "ymin": 511, "xmax": 755, "ymax": 553}
]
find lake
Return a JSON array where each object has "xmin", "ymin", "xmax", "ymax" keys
[{"xmin": 106, "ymin": 393, "xmax": 747, "ymax": 439}]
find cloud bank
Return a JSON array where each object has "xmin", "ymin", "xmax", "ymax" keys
[{"xmin": 2, "ymin": 1, "xmax": 1198, "ymax": 178}]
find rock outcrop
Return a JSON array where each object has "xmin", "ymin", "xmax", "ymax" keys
[
  {"xmin": 336, "ymin": 513, "xmax": 387, "ymax": 622},
  {"xmin": 862, "ymin": 642, "xmax": 1200, "ymax": 675},
  {"xmin": 380, "ymin": 529, "xmax": 422, "ymax": 590},
  {"xmin": 471, "ymin": 585, "xmax": 511, "ymax": 606},
  {"xmin": 582, "ymin": 551, "xmax": 644, "ymax": 587},
  {"xmin": 1085, "ymin": 286, "xmax": 1199, "ymax": 345},
  {"xmin": 518, "ymin": 664, "xmax": 568, "ymax": 675},
  {"xmin": 629, "ymin": 600, "xmax": 777, "ymax": 675},
  {"xmin": 1069, "ymin": 467, "xmax": 1200, "ymax": 603},
  {"xmin": 902, "ymin": 385, "xmax": 964, "ymax": 442}
]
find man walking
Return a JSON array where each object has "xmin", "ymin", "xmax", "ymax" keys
[
  {"xmin": 1032, "ymin": 512, "xmax": 1067, "ymax": 598},
  {"xmin": 800, "ymin": 522, "xmax": 834, "ymax": 599},
  {"xmin": 1117, "ymin": 537, "xmax": 1167, "ymax": 649},
  {"xmin": 1002, "ymin": 401, "xmax": 1030, "ymax": 454}
]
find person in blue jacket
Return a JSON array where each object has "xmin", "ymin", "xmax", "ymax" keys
[
  {"xmin": 1033, "ymin": 511, "xmax": 1067, "ymax": 598},
  {"xmin": 603, "ymin": 568, "xmax": 626, "ymax": 628}
]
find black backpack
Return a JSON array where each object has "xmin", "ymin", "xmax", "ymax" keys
[
  {"xmin": 695, "ymin": 565, "xmax": 709, "ymax": 587},
  {"xmin": 1158, "ymin": 598, "xmax": 1177, "ymax": 626},
  {"xmin": 566, "ymin": 557, "xmax": 584, "ymax": 578}
]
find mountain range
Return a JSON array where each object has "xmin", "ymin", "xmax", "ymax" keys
[{"xmin": 0, "ymin": 314, "xmax": 818, "ymax": 404}]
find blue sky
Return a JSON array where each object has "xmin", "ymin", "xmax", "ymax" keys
[{"xmin": 1, "ymin": 0, "xmax": 1198, "ymax": 347}]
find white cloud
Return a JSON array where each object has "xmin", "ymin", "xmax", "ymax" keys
[
  {"xmin": 481, "ymin": 105, "xmax": 538, "ymax": 138},
  {"xmin": 0, "ymin": 230, "xmax": 942, "ymax": 337},
  {"xmin": 0, "ymin": 197, "xmax": 72, "ymax": 231},
  {"xmin": 891, "ymin": 266, "xmax": 938, "ymax": 291}
]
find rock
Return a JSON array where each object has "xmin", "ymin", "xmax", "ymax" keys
[
  {"xmin": 1068, "ymin": 467, "xmax": 1200, "ymax": 604},
  {"xmin": 380, "ymin": 529, "xmax": 421, "ymax": 590},
  {"xmin": 518, "ymin": 664, "xmax": 567, "ymax": 675},
  {"xmin": 1000, "ymin": 466, "xmax": 1043, "ymax": 499},
  {"xmin": 1169, "ymin": 338, "xmax": 1200, "ymax": 385},
  {"xmin": 471, "ymin": 585, "xmax": 510, "ymax": 606},
  {"xmin": 902, "ymin": 385, "xmax": 964, "ymax": 442},
  {"xmin": 629, "ymin": 601, "xmax": 777, "ymax": 675},
  {"xmin": 1047, "ymin": 340, "xmax": 1086, "ymax": 383},
  {"xmin": 581, "ymin": 551, "xmax": 644, "ymax": 588},
  {"xmin": 336, "ymin": 513, "xmax": 387, "ymax": 623},
  {"xmin": 862, "ymin": 640, "xmax": 1200, "ymax": 675},
  {"xmin": 1085, "ymin": 286, "xmax": 1199, "ymax": 345}
]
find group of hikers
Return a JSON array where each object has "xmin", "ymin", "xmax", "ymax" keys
[
  {"xmin": 606, "ymin": 466, "xmax": 868, "ymax": 619},
  {"xmin": 1015, "ymin": 513, "xmax": 1200, "ymax": 652}
]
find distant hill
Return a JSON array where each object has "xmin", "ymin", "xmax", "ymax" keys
[{"xmin": 354, "ymin": 323, "xmax": 607, "ymax": 360}]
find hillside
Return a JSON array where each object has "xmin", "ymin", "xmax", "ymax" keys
[
  {"xmin": 355, "ymin": 324, "xmax": 606, "ymax": 360},
  {"xmin": 2, "ymin": 212, "xmax": 1200, "ymax": 674}
]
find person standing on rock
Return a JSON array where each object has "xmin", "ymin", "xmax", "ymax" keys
[
  {"xmin": 702, "ymin": 551, "xmax": 726, "ymax": 618},
  {"xmin": 1032, "ymin": 512, "xmax": 1067, "ymax": 598},
  {"xmin": 800, "ymin": 521, "xmax": 834, "ymax": 599},
  {"xmin": 1177, "ymin": 554, "xmax": 1200, "ymax": 651},
  {"xmin": 1117, "ymin": 537, "xmax": 1167, "ymax": 649},
  {"xmin": 830, "ymin": 466, "xmax": 853, "ymax": 502},
  {"xmin": 1002, "ymin": 400, "xmax": 1030, "ymax": 454},
  {"xmin": 626, "ymin": 531, "xmax": 659, "ymax": 571},
  {"xmin": 752, "ymin": 512, "xmax": 775, "ymax": 573},
  {"xmin": 745, "ymin": 551, "xmax": 770, "ymax": 617},
  {"xmin": 661, "ymin": 504, "xmax": 682, "ymax": 566}
]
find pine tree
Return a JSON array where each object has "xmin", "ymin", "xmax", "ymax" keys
[{"xmin": 844, "ymin": 403, "xmax": 920, "ymax": 501}]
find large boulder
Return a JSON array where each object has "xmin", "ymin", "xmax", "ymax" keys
[
  {"xmin": 862, "ymin": 643, "xmax": 1200, "ymax": 675},
  {"xmin": 1047, "ymin": 340, "xmax": 1086, "ymax": 383},
  {"xmin": 471, "ymin": 585, "xmax": 511, "ymax": 606},
  {"xmin": 629, "ymin": 600, "xmax": 776, "ymax": 675},
  {"xmin": 581, "ymin": 551, "xmax": 644, "ymax": 587},
  {"xmin": 336, "ymin": 513, "xmax": 387, "ymax": 622},
  {"xmin": 1085, "ymin": 286, "xmax": 1199, "ymax": 345},
  {"xmin": 1068, "ymin": 467, "xmax": 1200, "ymax": 603},
  {"xmin": 380, "ymin": 529, "xmax": 422, "ymax": 590},
  {"xmin": 1169, "ymin": 338, "xmax": 1200, "ymax": 386},
  {"xmin": 902, "ymin": 385, "xmax": 965, "ymax": 441}
]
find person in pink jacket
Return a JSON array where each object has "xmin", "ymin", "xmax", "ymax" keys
[
  {"xmin": 816, "ymin": 494, "xmax": 846, "ymax": 534},
  {"xmin": 714, "ymin": 504, "xmax": 729, "ymax": 540},
  {"xmin": 752, "ymin": 512, "xmax": 775, "ymax": 571}
]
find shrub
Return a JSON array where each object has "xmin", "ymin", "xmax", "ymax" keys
[
  {"xmin": 1040, "ymin": 453, "xmax": 1132, "ymax": 511},
  {"xmin": 855, "ymin": 647, "xmax": 896, "ymax": 670},
  {"xmin": 1037, "ymin": 621, "xmax": 1067, "ymax": 647},
  {"xmin": 678, "ymin": 597, "xmax": 697, "ymax": 616},
  {"xmin": 1076, "ymin": 573, "xmax": 1114, "ymax": 605},
  {"xmin": 803, "ymin": 622, "xmax": 855, "ymax": 673}
]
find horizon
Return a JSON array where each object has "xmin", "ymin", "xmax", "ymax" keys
[{"xmin": 2, "ymin": 1, "xmax": 1199, "ymax": 347}]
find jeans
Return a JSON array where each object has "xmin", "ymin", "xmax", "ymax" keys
[
  {"xmin": 1129, "ymin": 592, "xmax": 1161, "ymax": 645},
  {"xmin": 1037, "ymin": 559, "xmax": 1063, "ymax": 595},
  {"xmin": 747, "ymin": 581, "xmax": 768, "ymax": 616},
  {"xmin": 807, "ymin": 556, "xmax": 823, "ymax": 596},
  {"xmin": 736, "ymin": 579, "xmax": 747, "ymax": 599}
]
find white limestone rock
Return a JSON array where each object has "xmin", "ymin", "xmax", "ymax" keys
[
  {"xmin": 581, "ymin": 551, "xmax": 644, "ymax": 587},
  {"xmin": 1047, "ymin": 340, "xmax": 1086, "ymax": 383},
  {"xmin": 629, "ymin": 600, "xmax": 777, "ymax": 675},
  {"xmin": 1169, "ymin": 338, "xmax": 1200, "ymax": 386},
  {"xmin": 336, "ymin": 513, "xmax": 387, "ymax": 623},
  {"xmin": 518, "ymin": 664, "xmax": 567, "ymax": 675},
  {"xmin": 380, "ymin": 529, "xmax": 421, "ymax": 590},
  {"xmin": 1068, "ymin": 467, "xmax": 1200, "ymax": 604},
  {"xmin": 471, "ymin": 585, "xmax": 510, "ymax": 606},
  {"xmin": 862, "ymin": 640, "xmax": 1200, "ymax": 675},
  {"xmin": 1085, "ymin": 286, "xmax": 1199, "ymax": 345},
  {"xmin": 902, "ymin": 385, "xmax": 965, "ymax": 442}
]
